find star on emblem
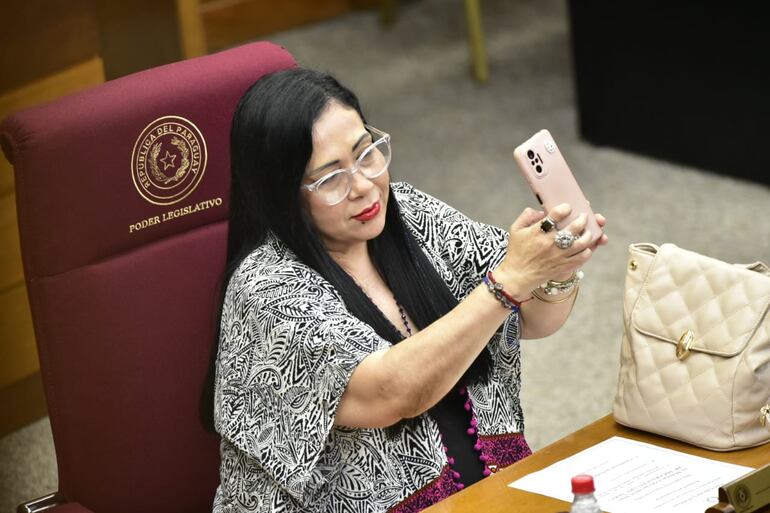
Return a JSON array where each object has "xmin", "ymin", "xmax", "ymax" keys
[{"xmin": 159, "ymin": 150, "xmax": 177, "ymax": 170}]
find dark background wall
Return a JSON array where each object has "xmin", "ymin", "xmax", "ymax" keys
[{"xmin": 569, "ymin": 2, "xmax": 770, "ymax": 185}]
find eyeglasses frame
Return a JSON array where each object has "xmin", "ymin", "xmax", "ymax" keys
[{"xmin": 302, "ymin": 125, "xmax": 391, "ymax": 205}]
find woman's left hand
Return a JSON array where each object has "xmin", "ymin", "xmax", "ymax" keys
[
  {"xmin": 593, "ymin": 212, "xmax": 609, "ymax": 248},
  {"xmin": 544, "ymin": 210, "xmax": 606, "ymax": 282}
]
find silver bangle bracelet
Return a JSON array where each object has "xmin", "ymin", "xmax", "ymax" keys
[{"xmin": 540, "ymin": 270, "xmax": 584, "ymax": 296}]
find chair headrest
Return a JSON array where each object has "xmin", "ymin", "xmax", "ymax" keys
[{"xmin": 0, "ymin": 41, "xmax": 296, "ymax": 278}]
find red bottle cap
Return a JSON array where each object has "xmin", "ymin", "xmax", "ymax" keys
[{"xmin": 571, "ymin": 474, "xmax": 595, "ymax": 494}]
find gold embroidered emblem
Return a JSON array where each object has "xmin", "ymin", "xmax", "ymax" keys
[{"xmin": 131, "ymin": 116, "xmax": 207, "ymax": 205}]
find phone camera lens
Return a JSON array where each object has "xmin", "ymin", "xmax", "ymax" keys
[
  {"xmin": 536, "ymin": 165, "xmax": 543, "ymax": 173},
  {"xmin": 527, "ymin": 150, "xmax": 535, "ymax": 159}
]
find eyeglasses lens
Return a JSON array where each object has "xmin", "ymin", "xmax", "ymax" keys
[{"xmin": 318, "ymin": 173, "xmax": 349, "ymax": 205}]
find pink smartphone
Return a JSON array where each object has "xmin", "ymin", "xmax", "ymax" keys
[{"xmin": 512, "ymin": 129, "xmax": 602, "ymax": 243}]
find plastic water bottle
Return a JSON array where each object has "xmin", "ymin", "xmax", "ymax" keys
[{"xmin": 569, "ymin": 474, "xmax": 601, "ymax": 513}]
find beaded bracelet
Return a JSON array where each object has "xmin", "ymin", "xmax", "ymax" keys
[{"xmin": 483, "ymin": 271, "xmax": 531, "ymax": 311}]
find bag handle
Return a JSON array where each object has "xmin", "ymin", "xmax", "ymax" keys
[
  {"xmin": 740, "ymin": 261, "xmax": 770, "ymax": 277},
  {"xmin": 629, "ymin": 242, "xmax": 659, "ymax": 255}
]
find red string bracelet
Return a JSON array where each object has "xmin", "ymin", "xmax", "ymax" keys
[{"xmin": 483, "ymin": 271, "xmax": 533, "ymax": 311}]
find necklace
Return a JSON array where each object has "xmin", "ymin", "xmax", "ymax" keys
[{"xmin": 396, "ymin": 299, "xmax": 413, "ymax": 337}]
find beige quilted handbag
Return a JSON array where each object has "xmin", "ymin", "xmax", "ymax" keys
[{"xmin": 613, "ymin": 243, "xmax": 770, "ymax": 451}]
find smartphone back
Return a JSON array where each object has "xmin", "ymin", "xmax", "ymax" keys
[{"xmin": 513, "ymin": 129, "xmax": 601, "ymax": 242}]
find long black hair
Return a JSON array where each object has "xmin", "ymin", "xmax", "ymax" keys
[{"xmin": 202, "ymin": 68, "xmax": 490, "ymax": 431}]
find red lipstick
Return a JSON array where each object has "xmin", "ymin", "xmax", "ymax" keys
[{"xmin": 353, "ymin": 201, "xmax": 381, "ymax": 222}]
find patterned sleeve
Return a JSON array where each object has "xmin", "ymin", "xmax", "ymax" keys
[
  {"xmin": 394, "ymin": 182, "xmax": 510, "ymax": 300},
  {"xmin": 214, "ymin": 248, "xmax": 390, "ymax": 506}
]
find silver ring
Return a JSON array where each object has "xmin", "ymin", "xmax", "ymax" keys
[
  {"xmin": 554, "ymin": 230, "xmax": 577, "ymax": 249},
  {"xmin": 540, "ymin": 216, "xmax": 557, "ymax": 233}
]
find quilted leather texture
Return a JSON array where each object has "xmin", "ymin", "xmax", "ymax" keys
[{"xmin": 613, "ymin": 243, "xmax": 770, "ymax": 451}]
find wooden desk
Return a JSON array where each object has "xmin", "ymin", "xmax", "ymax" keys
[{"xmin": 424, "ymin": 415, "xmax": 770, "ymax": 512}]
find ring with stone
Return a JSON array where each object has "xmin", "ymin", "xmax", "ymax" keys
[
  {"xmin": 554, "ymin": 229, "xmax": 578, "ymax": 250},
  {"xmin": 540, "ymin": 216, "xmax": 557, "ymax": 233}
]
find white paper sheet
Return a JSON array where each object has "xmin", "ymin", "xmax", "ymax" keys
[{"xmin": 509, "ymin": 436, "xmax": 754, "ymax": 513}]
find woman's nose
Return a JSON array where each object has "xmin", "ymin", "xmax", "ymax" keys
[{"xmin": 348, "ymin": 168, "xmax": 374, "ymax": 197}]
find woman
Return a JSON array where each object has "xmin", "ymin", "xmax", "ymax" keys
[{"xmin": 212, "ymin": 68, "xmax": 607, "ymax": 512}]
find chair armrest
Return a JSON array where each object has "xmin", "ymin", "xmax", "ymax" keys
[{"xmin": 17, "ymin": 493, "xmax": 94, "ymax": 513}]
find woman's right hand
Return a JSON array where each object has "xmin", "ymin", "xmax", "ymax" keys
[{"xmin": 495, "ymin": 204, "xmax": 595, "ymax": 298}]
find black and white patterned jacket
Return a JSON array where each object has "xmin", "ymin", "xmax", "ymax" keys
[{"xmin": 213, "ymin": 182, "xmax": 526, "ymax": 513}]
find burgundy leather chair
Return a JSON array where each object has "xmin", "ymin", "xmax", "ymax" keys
[{"xmin": 0, "ymin": 42, "xmax": 296, "ymax": 513}]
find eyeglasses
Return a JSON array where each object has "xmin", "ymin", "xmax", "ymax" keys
[{"xmin": 302, "ymin": 125, "xmax": 391, "ymax": 205}]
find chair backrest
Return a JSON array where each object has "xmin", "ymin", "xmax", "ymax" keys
[{"xmin": 0, "ymin": 42, "xmax": 296, "ymax": 513}]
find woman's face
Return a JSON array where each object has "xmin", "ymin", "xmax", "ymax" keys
[{"xmin": 300, "ymin": 101, "xmax": 390, "ymax": 257}]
